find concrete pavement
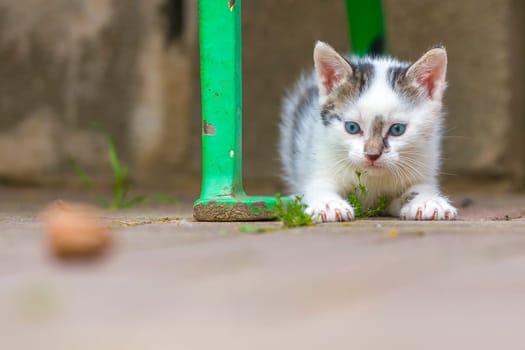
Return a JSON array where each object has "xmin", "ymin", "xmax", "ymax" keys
[{"xmin": 0, "ymin": 189, "xmax": 524, "ymax": 349}]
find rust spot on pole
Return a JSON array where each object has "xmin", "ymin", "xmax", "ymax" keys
[
  {"xmin": 228, "ymin": 0, "xmax": 236, "ymax": 11},
  {"xmin": 203, "ymin": 121, "xmax": 216, "ymax": 135}
]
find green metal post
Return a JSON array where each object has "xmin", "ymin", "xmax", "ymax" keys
[
  {"xmin": 345, "ymin": 0, "xmax": 386, "ymax": 56},
  {"xmin": 193, "ymin": 0, "xmax": 283, "ymax": 221}
]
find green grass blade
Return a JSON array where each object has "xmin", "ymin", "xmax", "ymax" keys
[
  {"xmin": 106, "ymin": 134, "xmax": 127, "ymax": 180},
  {"xmin": 105, "ymin": 134, "xmax": 130, "ymax": 209},
  {"xmin": 70, "ymin": 158, "xmax": 93, "ymax": 190}
]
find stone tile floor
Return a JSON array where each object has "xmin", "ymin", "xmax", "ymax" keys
[{"xmin": 0, "ymin": 188, "xmax": 524, "ymax": 349}]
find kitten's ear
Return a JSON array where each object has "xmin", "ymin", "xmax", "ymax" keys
[
  {"xmin": 406, "ymin": 46, "xmax": 447, "ymax": 100},
  {"xmin": 314, "ymin": 41, "xmax": 353, "ymax": 98}
]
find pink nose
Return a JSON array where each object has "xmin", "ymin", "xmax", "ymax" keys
[{"xmin": 366, "ymin": 153, "xmax": 381, "ymax": 161}]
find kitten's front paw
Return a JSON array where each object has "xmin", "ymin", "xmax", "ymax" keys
[
  {"xmin": 400, "ymin": 196, "xmax": 457, "ymax": 221},
  {"xmin": 305, "ymin": 199, "xmax": 354, "ymax": 223}
]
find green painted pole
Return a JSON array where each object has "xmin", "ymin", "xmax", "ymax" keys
[
  {"xmin": 193, "ymin": 0, "xmax": 284, "ymax": 221},
  {"xmin": 345, "ymin": 0, "xmax": 386, "ymax": 56},
  {"xmin": 198, "ymin": 0, "xmax": 243, "ymax": 200}
]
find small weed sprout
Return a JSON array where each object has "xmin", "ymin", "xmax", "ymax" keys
[
  {"xmin": 72, "ymin": 134, "xmax": 178, "ymax": 209},
  {"xmin": 273, "ymin": 194, "xmax": 313, "ymax": 227},
  {"xmin": 348, "ymin": 171, "xmax": 389, "ymax": 218},
  {"xmin": 239, "ymin": 224, "xmax": 268, "ymax": 234}
]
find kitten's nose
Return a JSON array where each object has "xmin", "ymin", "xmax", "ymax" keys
[{"xmin": 365, "ymin": 153, "xmax": 381, "ymax": 161}]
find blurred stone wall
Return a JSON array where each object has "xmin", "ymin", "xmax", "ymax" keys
[
  {"xmin": 0, "ymin": 0, "xmax": 523, "ymax": 194},
  {"xmin": 0, "ymin": 0, "xmax": 198, "ymax": 191},
  {"xmin": 385, "ymin": 0, "xmax": 525, "ymax": 191}
]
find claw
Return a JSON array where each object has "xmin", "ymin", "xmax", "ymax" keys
[
  {"xmin": 321, "ymin": 211, "xmax": 327, "ymax": 223},
  {"xmin": 335, "ymin": 209, "xmax": 343, "ymax": 222},
  {"xmin": 347, "ymin": 211, "xmax": 353, "ymax": 221},
  {"xmin": 401, "ymin": 197, "xmax": 457, "ymax": 221}
]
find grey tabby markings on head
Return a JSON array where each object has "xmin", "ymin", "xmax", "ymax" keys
[
  {"xmin": 321, "ymin": 61, "xmax": 375, "ymax": 126},
  {"xmin": 387, "ymin": 65, "xmax": 421, "ymax": 100}
]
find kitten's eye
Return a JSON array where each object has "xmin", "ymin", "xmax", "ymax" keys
[
  {"xmin": 344, "ymin": 121, "xmax": 361, "ymax": 135},
  {"xmin": 388, "ymin": 123, "xmax": 407, "ymax": 136}
]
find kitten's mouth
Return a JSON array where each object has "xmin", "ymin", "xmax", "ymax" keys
[
  {"xmin": 365, "ymin": 161, "xmax": 383, "ymax": 169},
  {"xmin": 363, "ymin": 162, "xmax": 385, "ymax": 172}
]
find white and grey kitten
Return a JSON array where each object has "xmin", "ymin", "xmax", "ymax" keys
[{"xmin": 279, "ymin": 41, "xmax": 457, "ymax": 222}]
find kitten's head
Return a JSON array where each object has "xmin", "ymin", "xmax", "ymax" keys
[{"xmin": 313, "ymin": 41, "xmax": 447, "ymax": 177}]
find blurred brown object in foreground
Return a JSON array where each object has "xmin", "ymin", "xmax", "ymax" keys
[{"xmin": 40, "ymin": 201, "xmax": 112, "ymax": 259}]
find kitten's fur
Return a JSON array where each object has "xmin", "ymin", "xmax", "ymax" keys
[{"xmin": 279, "ymin": 41, "xmax": 457, "ymax": 222}]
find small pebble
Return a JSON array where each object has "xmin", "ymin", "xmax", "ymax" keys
[{"xmin": 40, "ymin": 201, "xmax": 112, "ymax": 259}]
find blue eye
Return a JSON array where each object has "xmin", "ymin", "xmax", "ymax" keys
[
  {"xmin": 388, "ymin": 123, "xmax": 407, "ymax": 136},
  {"xmin": 344, "ymin": 121, "xmax": 361, "ymax": 135}
]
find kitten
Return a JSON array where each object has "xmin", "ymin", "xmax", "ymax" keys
[{"xmin": 279, "ymin": 41, "xmax": 457, "ymax": 222}]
